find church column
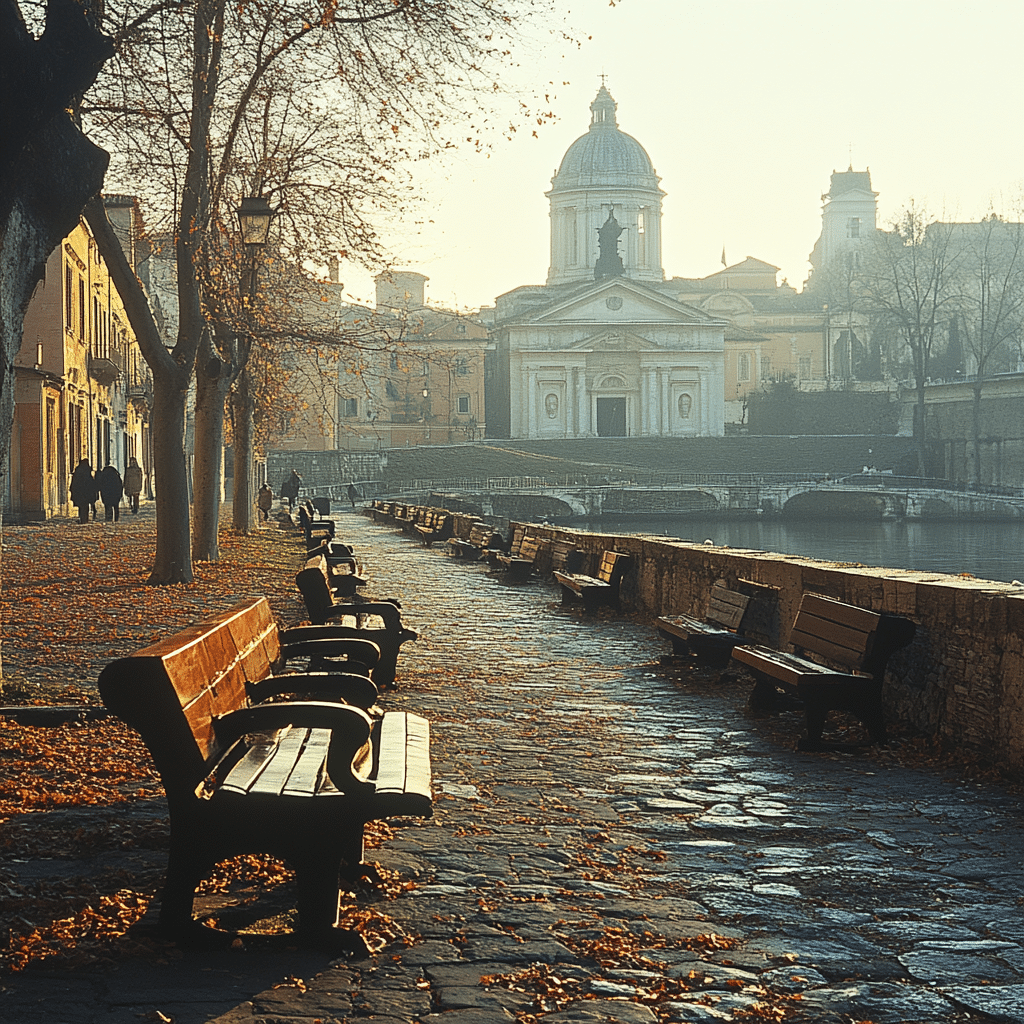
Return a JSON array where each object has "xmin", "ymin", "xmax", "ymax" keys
[
  {"xmin": 571, "ymin": 367, "xmax": 580, "ymax": 436},
  {"xmin": 646, "ymin": 367, "xmax": 657, "ymax": 436},
  {"xmin": 526, "ymin": 367, "xmax": 537, "ymax": 438},
  {"xmin": 578, "ymin": 368, "xmax": 589, "ymax": 435}
]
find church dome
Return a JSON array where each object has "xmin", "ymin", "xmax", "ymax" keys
[{"xmin": 549, "ymin": 86, "xmax": 660, "ymax": 194}]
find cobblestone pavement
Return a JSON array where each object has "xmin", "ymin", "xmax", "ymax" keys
[{"xmin": 5, "ymin": 512, "xmax": 1024, "ymax": 1023}]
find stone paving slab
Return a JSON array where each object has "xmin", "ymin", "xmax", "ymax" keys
[{"xmin": 4, "ymin": 510, "xmax": 1024, "ymax": 1022}]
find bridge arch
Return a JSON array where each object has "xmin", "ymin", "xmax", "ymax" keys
[{"xmin": 781, "ymin": 491, "xmax": 891, "ymax": 519}]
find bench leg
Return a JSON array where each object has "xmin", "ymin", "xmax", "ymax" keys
[
  {"xmin": 800, "ymin": 703, "xmax": 828, "ymax": 751},
  {"xmin": 160, "ymin": 837, "xmax": 213, "ymax": 939}
]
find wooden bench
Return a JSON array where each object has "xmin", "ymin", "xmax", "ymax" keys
[
  {"xmin": 493, "ymin": 532, "xmax": 543, "ymax": 581},
  {"xmin": 301, "ymin": 553, "xmax": 367, "ymax": 599},
  {"xmin": 656, "ymin": 581, "xmax": 755, "ymax": 665},
  {"xmin": 98, "ymin": 599, "xmax": 431, "ymax": 953},
  {"xmin": 448, "ymin": 521, "xmax": 503, "ymax": 561},
  {"xmin": 553, "ymin": 551, "xmax": 632, "ymax": 611},
  {"xmin": 731, "ymin": 593, "xmax": 916, "ymax": 750},
  {"xmin": 295, "ymin": 555, "xmax": 418, "ymax": 688},
  {"xmin": 415, "ymin": 510, "xmax": 453, "ymax": 548}
]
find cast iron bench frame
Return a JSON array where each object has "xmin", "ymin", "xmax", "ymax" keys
[
  {"xmin": 656, "ymin": 581, "xmax": 754, "ymax": 664},
  {"xmin": 98, "ymin": 598, "xmax": 431, "ymax": 952},
  {"xmin": 553, "ymin": 550, "xmax": 632, "ymax": 611},
  {"xmin": 731, "ymin": 592, "xmax": 916, "ymax": 749}
]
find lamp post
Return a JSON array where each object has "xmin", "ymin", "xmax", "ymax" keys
[{"xmin": 233, "ymin": 196, "xmax": 275, "ymax": 532}]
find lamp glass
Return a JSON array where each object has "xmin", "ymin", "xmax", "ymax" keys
[{"xmin": 237, "ymin": 197, "xmax": 275, "ymax": 247}]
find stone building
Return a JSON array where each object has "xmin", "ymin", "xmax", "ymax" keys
[
  {"xmin": 7, "ymin": 203, "xmax": 152, "ymax": 519},
  {"xmin": 488, "ymin": 86, "xmax": 727, "ymax": 439},
  {"xmin": 273, "ymin": 271, "xmax": 489, "ymax": 452}
]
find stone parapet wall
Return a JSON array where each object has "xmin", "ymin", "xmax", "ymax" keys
[{"xmin": 442, "ymin": 509, "xmax": 1024, "ymax": 773}]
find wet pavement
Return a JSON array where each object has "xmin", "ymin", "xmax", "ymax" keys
[{"xmin": 5, "ymin": 511, "xmax": 1024, "ymax": 1023}]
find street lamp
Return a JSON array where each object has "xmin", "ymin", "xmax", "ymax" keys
[
  {"xmin": 236, "ymin": 196, "xmax": 276, "ymax": 301},
  {"xmin": 236, "ymin": 196, "xmax": 275, "ymax": 248}
]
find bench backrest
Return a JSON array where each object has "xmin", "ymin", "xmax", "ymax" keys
[
  {"xmin": 296, "ymin": 555, "xmax": 335, "ymax": 622},
  {"xmin": 469, "ymin": 523, "xmax": 494, "ymax": 545},
  {"xmin": 518, "ymin": 535, "xmax": 541, "ymax": 561},
  {"xmin": 790, "ymin": 593, "xmax": 915, "ymax": 675},
  {"xmin": 507, "ymin": 525, "xmax": 525, "ymax": 556},
  {"xmin": 597, "ymin": 551, "xmax": 631, "ymax": 584},
  {"xmin": 706, "ymin": 582, "xmax": 751, "ymax": 631},
  {"xmin": 98, "ymin": 598, "xmax": 280, "ymax": 795}
]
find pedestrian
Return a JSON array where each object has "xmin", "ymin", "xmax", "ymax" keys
[
  {"xmin": 124, "ymin": 456, "xmax": 144, "ymax": 514},
  {"xmin": 69, "ymin": 459, "xmax": 95, "ymax": 524},
  {"xmin": 346, "ymin": 482, "xmax": 359, "ymax": 509},
  {"xmin": 257, "ymin": 482, "xmax": 274, "ymax": 522},
  {"xmin": 280, "ymin": 469, "xmax": 301, "ymax": 509},
  {"xmin": 96, "ymin": 463, "xmax": 124, "ymax": 522}
]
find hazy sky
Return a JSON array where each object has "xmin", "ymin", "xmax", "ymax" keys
[{"xmin": 341, "ymin": 0, "xmax": 1024, "ymax": 311}]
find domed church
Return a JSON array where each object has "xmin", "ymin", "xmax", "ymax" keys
[{"xmin": 487, "ymin": 85, "xmax": 726, "ymax": 439}]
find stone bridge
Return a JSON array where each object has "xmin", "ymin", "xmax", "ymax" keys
[{"xmin": 426, "ymin": 480, "xmax": 1024, "ymax": 521}]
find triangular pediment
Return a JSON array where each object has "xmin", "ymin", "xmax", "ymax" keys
[
  {"xmin": 568, "ymin": 330, "xmax": 661, "ymax": 352},
  {"xmin": 528, "ymin": 277, "xmax": 723, "ymax": 326}
]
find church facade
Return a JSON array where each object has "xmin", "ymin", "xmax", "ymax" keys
[{"xmin": 488, "ymin": 86, "xmax": 726, "ymax": 439}]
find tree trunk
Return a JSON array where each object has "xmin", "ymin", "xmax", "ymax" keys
[
  {"xmin": 149, "ymin": 362, "xmax": 194, "ymax": 582},
  {"xmin": 231, "ymin": 364, "xmax": 256, "ymax": 533},
  {"xmin": 192, "ymin": 345, "xmax": 230, "ymax": 561},
  {"xmin": 972, "ymin": 381, "xmax": 983, "ymax": 486}
]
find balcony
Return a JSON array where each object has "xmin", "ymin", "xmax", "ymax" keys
[{"xmin": 88, "ymin": 357, "xmax": 119, "ymax": 386}]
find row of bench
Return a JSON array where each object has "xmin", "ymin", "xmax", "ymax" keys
[
  {"xmin": 368, "ymin": 501, "xmax": 919, "ymax": 753},
  {"xmin": 98, "ymin": 499, "xmax": 431, "ymax": 955}
]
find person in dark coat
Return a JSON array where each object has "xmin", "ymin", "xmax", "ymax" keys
[
  {"xmin": 70, "ymin": 459, "xmax": 95, "ymax": 523},
  {"xmin": 280, "ymin": 469, "xmax": 301, "ymax": 509},
  {"xmin": 96, "ymin": 464, "xmax": 124, "ymax": 522},
  {"xmin": 346, "ymin": 482, "xmax": 359, "ymax": 509}
]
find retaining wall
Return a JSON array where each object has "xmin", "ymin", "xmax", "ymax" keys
[{"xmin": 439, "ymin": 511, "xmax": 1024, "ymax": 773}]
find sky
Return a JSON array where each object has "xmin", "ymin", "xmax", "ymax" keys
[{"xmin": 340, "ymin": 0, "xmax": 1024, "ymax": 312}]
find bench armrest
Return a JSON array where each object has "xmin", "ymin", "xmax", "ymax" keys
[
  {"xmin": 215, "ymin": 700, "xmax": 372, "ymax": 749},
  {"xmin": 321, "ymin": 600, "xmax": 411, "ymax": 634},
  {"xmin": 248, "ymin": 671, "xmax": 378, "ymax": 710},
  {"xmin": 279, "ymin": 637, "xmax": 381, "ymax": 671}
]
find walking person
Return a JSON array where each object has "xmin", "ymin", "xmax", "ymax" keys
[
  {"xmin": 96, "ymin": 463, "xmax": 124, "ymax": 522},
  {"xmin": 280, "ymin": 469, "xmax": 301, "ymax": 510},
  {"xmin": 346, "ymin": 482, "xmax": 359, "ymax": 509},
  {"xmin": 257, "ymin": 482, "xmax": 274, "ymax": 522},
  {"xmin": 70, "ymin": 459, "xmax": 95, "ymax": 524},
  {"xmin": 124, "ymin": 457, "xmax": 144, "ymax": 514}
]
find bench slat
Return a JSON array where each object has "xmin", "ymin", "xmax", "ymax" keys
[
  {"xmin": 246, "ymin": 726, "xmax": 310, "ymax": 796},
  {"xmin": 219, "ymin": 729, "xmax": 287, "ymax": 795},
  {"xmin": 791, "ymin": 613, "xmax": 876, "ymax": 668},
  {"xmin": 282, "ymin": 728, "xmax": 332, "ymax": 797}
]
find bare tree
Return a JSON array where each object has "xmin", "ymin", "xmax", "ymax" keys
[
  {"xmin": 85, "ymin": 0, "xmax": 559, "ymax": 574},
  {"xmin": 862, "ymin": 202, "xmax": 963, "ymax": 476},
  {"xmin": 949, "ymin": 213, "xmax": 1024, "ymax": 485}
]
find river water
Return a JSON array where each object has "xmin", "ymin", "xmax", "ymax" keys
[{"xmin": 574, "ymin": 516, "xmax": 1024, "ymax": 584}]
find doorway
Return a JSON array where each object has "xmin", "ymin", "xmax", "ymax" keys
[{"xmin": 596, "ymin": 397, "xmax": 626, "ymax": 437}]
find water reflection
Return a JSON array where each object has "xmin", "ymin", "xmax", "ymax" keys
[{"xmin": 576, "ymin": 516, "xmax": 1024, "ymax": 584}]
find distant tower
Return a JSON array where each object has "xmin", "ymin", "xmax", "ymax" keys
[
  {"xmin": 807, "ymin": 167, "xmax": 878, "ymax": 288},
  {"xmin": 546, "ymin": 85, "xmax": 665, "ymax": 287},
  {"xmin": 375, "ymin": 270, "xmax": 428, "ymax": 311}
]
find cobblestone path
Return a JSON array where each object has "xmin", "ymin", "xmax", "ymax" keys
[{"xmin": 6, "ymin": 512, "xmax": 1024, "ymax": 1023}]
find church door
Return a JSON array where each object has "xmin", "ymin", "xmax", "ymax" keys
[{"xmin": 596, "ymin": 397, "xmax": 627, "ymax": 437}]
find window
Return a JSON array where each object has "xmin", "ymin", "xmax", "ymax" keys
[
  {"xmin": 637, "ymin": 208, "xmax": 646, "ymax": 266},
  {"xmin": 737, "ymin": 353, "xmax": 751, "ymax": 382},
  {"xmin": 760, "ymin": 356, "xmax": 771, "ymax": 379},
  {"xmin": 342, "ymin": 398, "xmax": 358, "ymax": 417},
  {"xmin": 64, "ymin": 263, "xmax": 73, "ymax": 332},
  {"xmin": 457, "ymin": 395, "xmax": 470, "ymax": 415},
  {"xmin": 456, "ymin": 358, "xmax": 470, "ymax": 376},
  {"xmin": 389, "ymin": 353, "xmax": 398, "ymax": 370},
  {"xmin": 78, "ymin": 278, "xmax": 85, "ymax": 339},
  {"xmin": 455, "ymin": 323, "xmax": 466, "ymax": 335},
  {"xmin": 847, "ymin": 217, "xmax": 861, "ymax": 239},
  {"xmin": 798, "ymin": 355, "xmax": 812, "ymax": 379}
]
